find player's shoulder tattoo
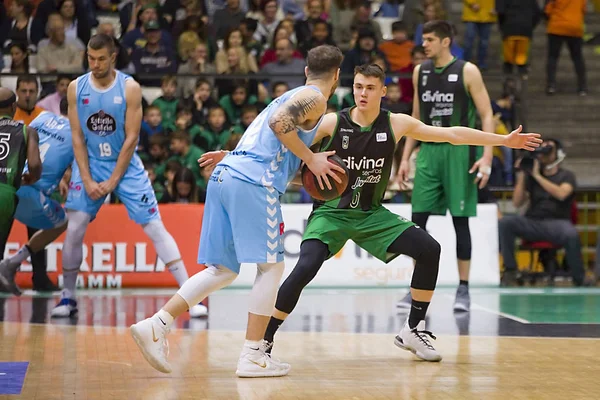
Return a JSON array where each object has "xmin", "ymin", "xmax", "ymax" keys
[{"xmin": 269, "ymin": 89, "xmax": 324, "ymax": 135}]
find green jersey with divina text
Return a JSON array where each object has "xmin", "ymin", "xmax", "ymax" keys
[
  {"xmin": 418, "ymin": 58, "xmax": 477, "ymax": 128},
  {"xmin": 318, "ymin": 107, "xmax": 395, "ymax": 211},
  {"xmin": 0, "ymin": 116, "xmax": 27, "ymax": 190}
]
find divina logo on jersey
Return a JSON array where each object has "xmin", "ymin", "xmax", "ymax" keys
[
  {"xmin": 86, "ymin": 110, "xmax": 116, "ymax": 136},
  {"xmin": 421, "ymin": 90, "xmax": 454, "ymax": 103},
  {"xmin": 343, "ymin": 156, "xmax": 385, "ymax": 170}
]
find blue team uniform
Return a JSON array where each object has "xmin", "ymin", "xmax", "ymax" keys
[
  {"xmin": 14, "ymin": 111, "xmax": 73, "ymax": 229},
  {"xmin": 65, "ymin": 71, "xmax": 159, "ymax": 223},
  {"xmin": 198, "ymin": 85, "xmax": 324, "ymax": 273}
]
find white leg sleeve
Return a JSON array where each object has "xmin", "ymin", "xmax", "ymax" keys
[
  {"xmin": 142, "ymin": 219, "xmax": 182, "ymax": 264},
  {"xmin": 248, "ymin": 262, "xmax": 285, "ymax": 316},
  {"xmin": 177, "ymin": 265, "xmax": 238, "ymax": 308},
  {"xmin": 62, "ymin": 210, "xmax": 91, "ymax": 294}
]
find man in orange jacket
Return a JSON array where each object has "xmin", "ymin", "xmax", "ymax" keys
[{"xmin": 545, "ymin": 0, "xmax": 587, "ymax": 95}]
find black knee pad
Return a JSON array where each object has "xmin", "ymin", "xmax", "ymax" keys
[
  {"xmin": 412, "ymin": 212, "xmax": 430, "ymax": 230},
  {"xmin": 453, "ymin": 217, "xmax": 472, "ymax": 260}
]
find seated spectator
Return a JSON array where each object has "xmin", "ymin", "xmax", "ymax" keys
[
  {"xmin": 131, "ymin": 20, "xmax": 178, "ymax": 87},
  {"xmin": 239, "ymin": 17, "xmax": 263, "ymax": 61},
  {"xmin": 173, "ymin": 15, "xmax": 217, "ymax": 62},
  {"xmin": 121, "ymin": 4, "xmax": 173, "ymax": 54},
  {"xmin": 37, "ymin": 16, "xmax": 84, "ymax": 75},
  {"xmin": 1, "ymin": 0, "xmax": 38, "ymax": 52},
  {"xmin": 213, "ymin": 0, "xmax": 246, "ymax": 40},
  {"xmin": 148, "ymin": 135, "xmax": 171, "ymax": 181},
  {"xmin": 259, "ymin": 22, "xmax": 303, "ymax": 67},
  {"xmin": 177, "ymin": 31, "xmax": 201, "ymax": 63},
  {"xmin": 162, "ymin": 167, "xmax": 205, "ymax": 203},
  {"xmin": 219, "ymin": 82, "xmax": 258, "ymax": 125},
  {"xmin": 215, "ymin": 47, "xmax": 260, "ymax": 98},
  {"xmin": 158, "ymin": 159, "xmax": 183, "ymax": 200},
  {"xmin": 174, "ymin": 105, "xmax": 202, "ymax": 137},
  {"xmin": 33, "ymin": 0, "xmax": 89, "ymax": 46},
  {"xmin": 340, "ymin": 28, "xmax": 387, "ymax": 87},
  {"xmin": 298, "ymin": 18, "xmax": 336, "ymax": 57},
  {"xmin": 383, "ymin": 83, "xmax": 410, "ymax": 114},
  {"xmin": 271, "ymin": 81, "xmax": 289, "ymax": 99},
  {"xmin": 152, "ymin": 76, "xmax": 179, "ymax": 132},
  {"xmin": 223, "ymin": 132, "xmax": 243, "ymax": 151},
  {"xmin": 216, "ymin": 28, "xmax": 259, "ymax": 74},
  {"xmin": 295, "ymin": 0, "xmax": 331, "ymax": 47},
  {"xmin": 398, "ymin": 45, "xmax": 425, "ymax": 104},
  {"xmin": 0, "ymin": 42, "xmax": 40, "ymax": 95},
  {"xmin": 329, "ymin": 0, "xmax": 361, "ymax": 52},
  {"xmin": 379, "ymin": 21, "xmax": 414, "ymax": 71},
  {"xmin": 189, "ymin": 79, "xmax": 219, "ymax": 126},
  {"xmin": 169, "ymin": 131, "xmax": 204, "ymax": 186},
  {"xmin": 238, "ymin": 104, "xmax": 259, "ymax": 131},
  {"xmin": 194, "ymin": 106, "xmax": 241, "ymax": 151},
  {"xmin": 143, "ymin": 162, "xmax": 166, "ymax": 202},
  {"xmin": 261, "ymin": 38, "xmax": 306, "ymax": 89},
  {"xmin": 37, "ymin": 74, "xmax": 70, "ymax": 115},
  {"xmin": 350, "ymin": 1, "xmax": 382, "ymax": 43},
  {"xmin": 170, "ymin": 1, "xmax": 208, "ymax": 37},
  {"xmin": 499, "ymin": 139, "xmax": 584, "ymax": 286},
  {"xmin": 140, "ymin": 105, "xmax": 167, "ymax": 155},
  {"xmin": 58, "ymin": 0, "xmax": 90, "ymax": 45},
  {"xmin": 414, "ymin": 2, "xmax": 444, "ymax": 45},
  {"xmin": 253, "ymin": 0, "xmax": 283, "ymax": 48},
  {"xmin": 83, "ymin": 22, "xmax": 132, "ymax": 73}
]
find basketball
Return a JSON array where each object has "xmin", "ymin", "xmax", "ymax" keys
[{"xmin": 301, "ymin": 154, "xmax": 350, "ymax": 201}]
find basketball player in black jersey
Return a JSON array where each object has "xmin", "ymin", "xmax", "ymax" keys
[
  {"xmin": 396, "ymin": 20, "xmax": 497, "ymax": 312},
  {"xmin": 200, "ymin": 64, "xmax": 541, "ymax": 363}
]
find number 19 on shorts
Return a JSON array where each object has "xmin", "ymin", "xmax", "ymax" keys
[{"xmin": 99, "ymin": 143, "xmax": 112, "ymax": 157}]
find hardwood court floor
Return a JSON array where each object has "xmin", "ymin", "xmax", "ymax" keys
[{"xmin": 1, "ymin": 288, "xmax": 600, "ymax": 399}]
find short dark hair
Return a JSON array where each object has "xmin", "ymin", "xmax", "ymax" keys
[
  {"xmin": 171, "ymin": 130, "xmax": 191, "ymax": 143},
  {"xmin": 195, "ymin": 78, "xmax": 211, "ymax": 89},
  {"xmin": 149, "ymin": 134, "xmax": 166, "ymax": 147},
  {"xmin": 422, "ymin": 20, "xmax": 454, "ymax": 43},
  {"xmin": 391, "ymin": 21, "xmax": 407, "ymax": 33},
  {"xmin": 241, "ymin": 17, "xmax": 258, "ymax": 32},
  {"xmin": 161, "ymin": 75, "xmax": 177, "ymax": 86},
  {"xmin": 208, "ymin": 106, "xmax": 225, "ymax": 116},
  {"xmin": 354, "ymin": 64, "xmax": 386, "ymax": 84},
  {"xmin": 411, "ymin": 45, "xmax": 425, "ymax": 57},
  {"xmin": 16, "ymin": 75, "xmax": 38, "ymax": 90},
  {"xmin": 306, "ymin": 45, "xmax": 343, "ymax": 78},
  {"xmin": 88, "ymin": 33, "xmax": 116, "ymax": 54},
  {"xmin": 60, "ymin": 97, "xmax": 68, "ymax": 116},
  {"xmin": 241, "ymin": 104, "xmax": 258, "ymax": 116},
  {"xmin": 56, "ymin": 74, "xmax": 72, "ymax": 84},
  {"xmin": 272, "ymin": 81, "xmax": 289, "ymax": 92}
]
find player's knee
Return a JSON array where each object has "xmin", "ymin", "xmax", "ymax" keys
[
  {"xmin": 249, "ymin": 262, "xmax": 285, "ymax": 316},
  {"xmin": 142, "ymin": 219, "xmax": 182, "ymax": 263},
  {"xmin": 412, "ymin": 212, "xmax": 430, "ymax": 229},
  {"xmin": 64, "ymin": 211, "xmax": 90, "ymax": 244}
]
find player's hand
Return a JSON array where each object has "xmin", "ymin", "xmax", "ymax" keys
[
  {"xmin": 84, "ymin": 180, "xmax": 105, "ymax": 200},
  {"xmin": 59, "ymin": 179, "xmax": 69, "ymax": 199},
  {"xmin": 306, "ymin": 150, "xmax": 346, "ymax": 191},
  {"xmin": 21, "ymin": 173, "xmax": 38, "ymax": 186},
  {"xmin": 396, "ymin": 160, "xmax": 411, "ymax": 190},
  {"xmin": 502, "ymin": 125, "xmax": 543, "ymax": 151},
  {"xmin": 198, "ymin": 151, "xmax": 227, "ymax": 168},
  {"xmin": 98, "ymin": 179, "xmax": 117, "ymax": 197},
  {"xmin": 469, "ymin": 157, "xmax": 492, "ymax": 189}
]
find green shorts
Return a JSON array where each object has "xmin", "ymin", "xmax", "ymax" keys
[
  {"xmin": 411, "ymin": 142, "xmax": 482, "ymax": 217},
  {"xmin": 303, "ymin": 206, "xmax": 414, "ymax": 263},
  {"xmin": 0, "ymin": 184, "xmax": 18, "ymax": 254}
]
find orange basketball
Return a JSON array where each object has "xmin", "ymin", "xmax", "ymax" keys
[{"xmin": 301, "ymin": 155, "xmax": 350, "ymax": 201}]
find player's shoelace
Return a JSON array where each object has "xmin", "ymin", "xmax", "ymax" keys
[{"xmin": 411, "ymin": 329, "xmax": 437, "ymax": 350}]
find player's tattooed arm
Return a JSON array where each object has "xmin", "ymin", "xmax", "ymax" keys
[{"xmin": 268, "ymin": 90, "xmax": 326, "ymax": 136}]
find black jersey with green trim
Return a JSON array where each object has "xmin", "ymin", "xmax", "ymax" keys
[{"xmin": 0, "ymin": 116, "xmax": 27, "ymax": 190}]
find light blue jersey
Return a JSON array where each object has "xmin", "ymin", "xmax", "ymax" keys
[
  {"xmin": 220, "ymin": 85, "xmax": 324, "ymax": 194},
  {"xmin": 76, "ymin": 71, "xmax": 131, "ymax": 162},
  {"xmin": 27, "ymin": 111, "xmax": 74, "ymax": 195}
]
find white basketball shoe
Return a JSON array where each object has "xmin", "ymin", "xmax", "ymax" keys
[
  {"xmin": 394, "ymin": 320, "xmax": 442, "ymax": 362},
  {"xmin": 50, "ymin": 291, "xmax": 78, "ymax": 318},
  {"xmin": 130, "ymin": 316, "xmax": 172, "ymax": 373},
  {"xmin": 236, "ymin": 341, "xmax": 291, "ymax": 378}
]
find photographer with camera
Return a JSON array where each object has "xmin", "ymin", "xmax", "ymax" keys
[{"xmin": 499, "ymin": 139, "xmax": 584, "ymax": 286}]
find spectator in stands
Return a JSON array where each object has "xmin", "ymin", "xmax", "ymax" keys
[
  {"xmin": 58, "ymin": 0, "xmax": 90, "ymax": 45},
  {"xmin": 253, "ymin": 0, "xmax": 283, "ymax": 48},
  {"xmin": 177, "ymin": 43, "xmax": 216, "ymax": 99},
  {"xmin": 340, "ymin": 27, "xmax": 387, "ymax": 87},
  {"xmin": 217, "ymin": 28, "xmax": 259, "ymax": 74},
  {"xmin": 379, "ymin": 21, "xmax": 414, "ymax": 72},
  {"xmin": 0, "ymin": 0, "xmax": 38, "ymax": 52},
  {"xmin": 83, "ymin": 22, "xmax": 132, "ymax": 72},
  {"xmin": 261, "ymin": 38, "xmax": 306, "ymax": 89},
  {"xmin": 0, "ymin": 42, "xmax": 40, "ymax": 95},
  {"xmin": 461, "ymin": 0, "xmax": 496, "ymax": 69},
  {"xmin": 147, "ymin": 135, "xmax": 170, "ymax": 174},
  {"xmin": 398, "ymin": 45, "xmax": 425, "ymax": 104},
  {"xmin": 159, "ymin": 159, "xmax": 183, "ymax": 201},
  {"xmin": 152, "ymin": 76, "xmax": 179, "ymax": 131},
  {"xmin": 351, "ymin": 2, "xmax": 382, "ymax": 43},
  {"xmin": 375, "ymin": 0, "xmax": 404, "ymax": 18},
  {"xmin": 329, "ymin": 0, "xmax": 361, "ymax": 51},
  {"xmin": 213, "ymin": 0, "xmax": 246, "ymax": 40},
  {"xmin": 37, "ymin": 16, "xmax": 84, "ymax": 75},
  {"xmin": 259, "ymin": 22, "xmax": 303, "ymax": 67},
  {"xmin": 195, "ymin": 106, "xmax": 240, "ymax": 151},
  {"xmin": 177, "ymin": 31, "xmax": 201, "ymax": 63},
  {"xmin": 496, "ymin": 0, "xmax": 541, "ymax": 79},
  {"xmin": 174, "ymin": 105, "xmax": 202, "ymax": 136},
  {"xmin": 383, "ymin": 83, "xmax": 411, "ymax": 114},
  {"xmin": 216, "ymin": 47, "xmax": 262, "ymax": 99},
  {"xmin": 545, "ymin": 0, "xmax": 587, "ymax": 96},
  {"xmin": 499, "ymin": 139, "xmax": 584, "ymax": 287},
  {"xmin": 223, "ymin": 132, "xmax": 243, "ymax": 151},
  {"xmin": 298, "ymin": 19, "xmax": 336, "ymax": 57},
  {"xmin": 142, "ymin": 105, "xmax": 166, "ymax": 137},
  {"xmin": 169, "ymin": 130, "xmax": 204, "ymax": 186},
  {"xmin": 295, "ymin": 0, "xmax": 331, "ymax": 47},
  {"xmin": 122, "ymin": 4, "xmax": 173, "ymax": 54},
  {"xmin": 414, "ymin": 1, "xmax": 445, "ymax": 45},
  {"xmin": 37, "ymin": 75, "xmax": 70, "ymax": 115},
  {"xmin": 163, "ymin": 167, "xmax": 205, "ymax": 203},
  {"xmin": 271, "ymin": 81, "xmax": 289, "ymax": 99},
  {"xmin": 219, "ymin": 82, "xmax": 258, "ymax": 124},
  {"xmin": 14, "ymin": 75, "xmax": 44, "ymax": 125},
  {"xmin": 175, "ymin": 16, "xmax": 217, "ymax": 61},
  {"xmin": 238, "ymin": 104, "xmax": 258, "ymax": 131},
  {"xmin": 33, "ymin": 0, "xmax": 90, "ymax": 45},
  {"xmin": 144, "ymin": 162, "xmax": 166, "ymax": 202},
  {"xmin": 189, "ymin": 79, "xmax": 219, "ymax": 126},
  {"xmin": 131, "ymin": 20, "xmax": 178, "ymax": 87},
  {"xmin": 240, "ymin": 17, "xmax": 263, "ymax": 61}
]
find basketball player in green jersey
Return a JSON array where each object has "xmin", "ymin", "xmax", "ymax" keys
[
  {"xmin": 200, "ymin": 64, "xmax": 541, "ymax": 363},
  {"xmin": 0, "ymin": 87, "xmax": 41, "ymax": 258},
  {"xmin": 396, "ymin": 20, "xmax": 496, "ymax": 312}
]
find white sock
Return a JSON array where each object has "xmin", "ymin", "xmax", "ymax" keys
[
  {"xmin": 62, "ymin": 269, "xmax": 78, "ymax": 296},
  {"xmin": 168, "ymin": 260, "xmax": 189, "ymax": 287},
  {"xmin": 154, "ymin": 309, "xmax": 174, "ymax": 328},
  {"xmin": 10, "ymin": 246, "xmax": 31, "ymax": 265},
  {"xmin": 244, "ymin": 340, "xmax": 261, "ymax": 352}
]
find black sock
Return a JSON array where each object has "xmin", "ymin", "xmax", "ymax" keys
[
  {"xmin": 408, "ymin": 300, "xmax": 429, "ymax": 329},
  {"xmin": 459, "ymin": 280, "xmax": 469, "ymax": 287},
  {"xmin": 264, "ymin": 317, "xmax": 284, "ymax": 342}
]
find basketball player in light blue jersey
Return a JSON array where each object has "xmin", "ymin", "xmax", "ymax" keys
[
  {"xmin": 54, "ymin": 34, "xmax": 207, "ymax": 318},
  {"xmin": 131, "ymin": 45, "xmax": 345, "ymax": 377},
  {"xmin": 0, "ymin": 99, "xmax": 72, "ymax": 295}
]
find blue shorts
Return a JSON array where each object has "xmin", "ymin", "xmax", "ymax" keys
[
  {"xmin": 65, "ymin": 155, "xmax": 160, "ymax": 224},
  {"xmin": 14, "ymin": 186, "xmax": 67, "ymax": 230},
  {"xmin": 197, "ymin": 166, "xmax": 285, "ymax": 274}
]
